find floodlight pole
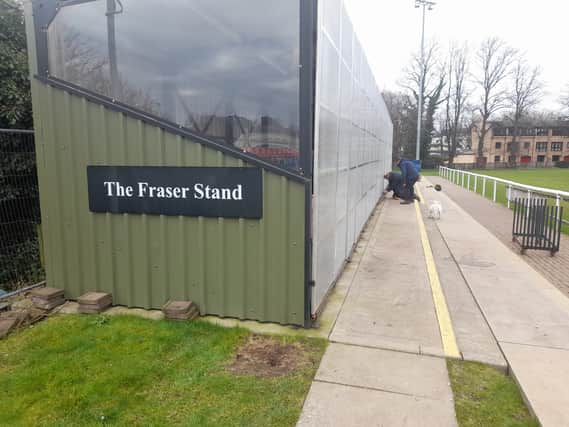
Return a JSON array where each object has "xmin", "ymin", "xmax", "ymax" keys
[{"xmin": 414, "ymin": 0, "xmax": 435, "ymax": 161}]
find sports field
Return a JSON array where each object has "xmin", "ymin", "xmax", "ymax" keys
[
  {"xmin": 468, "ymin": 168, "xmax": 569, "ymax": 193},
  {"xmin": 442, "ymin": 168, "xmax": 569, "ymax": 234}
]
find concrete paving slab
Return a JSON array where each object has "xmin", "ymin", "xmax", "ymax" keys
[
  {"xmin": 501, "ymin": 342, "xmax": 569, "ymax": 427},
  {"xmin": 315, "ymin": 343, "xmax": 453, "ymax": 400},
  {"xmin": 330, "ymin": 201, "xmax": 443, "ymax": 356},
  {"xmin": 419, "ymin": 185, "xmax": 507, "ymax": 370},
  {"xmin": 421, "ymin": 178, "xmax": 569, "ymax": 426},
  {"xmin": 297, "ymin": 381, "xmax": 457, "ymax": 427},
  {"xmin": 428, "ymin": 175, "xmax": 569, "ymax": 298},
  {"xmin": 424, "ymin": 183, "xmax": 569, "ymax": 350}
]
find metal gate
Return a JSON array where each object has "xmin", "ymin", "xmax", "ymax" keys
[
  {"xmin": 512, "ymin": 198, "xmax": 563, "ymax": 256},
  {"xmin": 0, "ymin": 129, "xmax": 43, "ymax": 292}
]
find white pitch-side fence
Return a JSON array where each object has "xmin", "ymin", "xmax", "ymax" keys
[{"xmin": 438, "ymin": 166, "xmax": 569, "ymax": 225}]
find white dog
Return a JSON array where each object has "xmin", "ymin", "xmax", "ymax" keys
[{"xmin": 428, "ymin": 200, "xmax": 443, "ymax": 220}]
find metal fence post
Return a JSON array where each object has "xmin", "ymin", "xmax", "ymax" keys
[
  {"xmin": 483, "ymin": 177, "xmax": 486, "ymax": 198},
  {"xmin": 556, "ymin": 194, "xmax": 561, "ymax": 221},
  {"xmin": 493, "ymin": 180, "xmax": 497, "ymax": 202},
  {"xmin": 467, "ymin": 174, "xmax": 471, "ymax": 191},
  {"xmin": 527, "ymin": 190, "xmax": 531, "ymax": 218},
  {"xmin": 461, "ymin": 171, "xmax": 465, "ymax": 187},
  {"xmin": 474, "ymin": 176, "xmax": 477, "ymax": 193},
  {"xmin": 507, "ymin": 185, "xmax": 511, "ymax": 209}
]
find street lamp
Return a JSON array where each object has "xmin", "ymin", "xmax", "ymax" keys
[{"xmin": 414, "ymin": 0, "xmax": 435, "ymax": 161}]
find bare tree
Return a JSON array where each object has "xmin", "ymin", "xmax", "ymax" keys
[
  {"xmin": 383, "ymin": 90, "xmax": 417, "ymax": 162},
  {"xmin": 399, "ymin": 41, "xmax": 447, "ymax": 160},
  {"xmin": 506, "ymin": 55, "xmax": 543, "ymax": 162},
  {"xmin": 474, "ymin": 37, "xmax": 516, "ymax": 163},
  {"xmin": 442, "ymin": 43, "xmax": 470, "ymax": 164},
  {"xmin": 558, "ymin": 85, "xmax": 569, "ymax": 117}
]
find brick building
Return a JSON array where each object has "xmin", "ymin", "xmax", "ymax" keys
[{"xmin": 471, "ymin": 121, "xmax": 569, "ymax": 166}]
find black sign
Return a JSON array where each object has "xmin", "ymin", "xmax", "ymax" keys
[{"xmin": 87, "ymin": 166, "xmax": 263, "ymax": 219}]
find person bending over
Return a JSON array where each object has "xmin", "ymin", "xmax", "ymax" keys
[
  {"xmin": 396, "ymin": 158, "xmax": 421, "ymax": 204},
  {"xmin": 383, "ymin": 172, "xmax": 404, "ymax": 199}
]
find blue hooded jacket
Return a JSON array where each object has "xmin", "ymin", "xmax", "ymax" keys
[{"xmin": 399, "ymin": 159, "xmax": 419, "ymax": 185}]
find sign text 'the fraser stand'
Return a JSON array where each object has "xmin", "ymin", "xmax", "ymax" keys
[{"xmin": 87, "ymin": 166, "xmax": 263, "ymax": 219}]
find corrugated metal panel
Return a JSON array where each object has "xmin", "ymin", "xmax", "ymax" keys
[{"xmin": 30, "ymin": 82, "xmax": 306, "ymax": 326}]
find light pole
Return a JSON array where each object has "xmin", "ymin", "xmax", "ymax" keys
[{"xmin": 414, "ymin": 0, "xmax": 435, "ymax": 161}]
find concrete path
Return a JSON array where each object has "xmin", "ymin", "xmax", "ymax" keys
[
  {"xmin": 420, "ymin": 178, "xmax": 569, "ymax": 427},
  {"xmin": 298, "ymin": 201, "xmax": 458, "ymax": 427},
  {"xmin": 429, "ymin": 175, "xmax": 569, "ymax": 298},
  {"xmin": 329, "ymin": 201, "xmax": 444, "ymax": 357},
  {"xmin": 422, "ymin": 213, "xmax": 507, "ymax": 370}
]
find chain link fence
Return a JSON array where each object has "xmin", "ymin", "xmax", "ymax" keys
[{"xmin": 0, "ymin": 129, "xmax": 44, "ymax": 293}]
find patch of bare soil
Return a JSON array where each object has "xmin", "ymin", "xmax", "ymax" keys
[{"xmin": 227, "ymin": 335, "xmax": 308, "ymax": 378}]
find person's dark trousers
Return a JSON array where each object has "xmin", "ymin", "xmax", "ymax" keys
[{"xmin": 403, "ymin": 176, "xmax": 418, "ymax": 201}]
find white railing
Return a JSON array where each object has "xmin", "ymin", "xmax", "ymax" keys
[{"xmin": 438, "ymin": 166, "xmax": 569, "ymax": 224}]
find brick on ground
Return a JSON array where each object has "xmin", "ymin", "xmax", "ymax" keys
[
  {"xmin": 30, "ymin": 287, "xmax": 65, "ymax": 310},
  {"xmin": 78, "ymin": 292, "xmax": 112, "ymax": 314},
  {"xmin": 162, "ymin": 300, "xmax": 199, "ymax": 321}
]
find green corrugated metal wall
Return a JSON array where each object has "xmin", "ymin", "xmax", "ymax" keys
[{"xmin": 29, "ymin": 83, "xmax": 306, "ymax": 325}]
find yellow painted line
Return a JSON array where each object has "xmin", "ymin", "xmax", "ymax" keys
[
  {"xmin": 414, "ymin": 200, "xmax": 461, "ymax": 359},
  {"xmin": 415, "ymin": 184, "xmax": 425, "ymax": 205}
]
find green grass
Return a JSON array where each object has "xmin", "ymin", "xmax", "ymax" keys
[
  {"xmin": 468, "ymin": 168, "xmax": 569, "ymax": 192},
  {"xmin": 420, "ymin": 169, "xmax": 440, "ymax": 176},
  {"xmin": 443, "ymin": 168, "xmax": 569, "ymax": 234},
  {"xmin": 448, "ymin": 360, "xmax": 539, "ymax": 427},
  {"xmin": 0, "ymin": 315, "xmax": 326, "ymax": 427}
]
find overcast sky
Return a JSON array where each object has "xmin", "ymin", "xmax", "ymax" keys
[{"xmin": 345, "ymin": 0, "xmax": 567, "ymax": 110}]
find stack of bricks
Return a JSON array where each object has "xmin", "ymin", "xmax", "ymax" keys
[
  {"xmin": 162, "ymin": 300, "xmax": 199, "ymax": 321},
  {"xmin": 30, "ymin": 287, "xmax": 65, "ymax": 310},
  {"xmin": 78, "ymin": 292, "xmax": 112, "ymax": 314}
]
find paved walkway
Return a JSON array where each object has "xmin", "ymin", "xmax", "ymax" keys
[
  {"xmin": 420, "ymin": 178, "xmax": 569, "ymax": 427},
  {"xmin": 429, "ymin": 175, "xmax": 569, "ymax": 297},
  {"xmin": 298, "ymin": 177, "xmax": 569, "ymax": 427},
  {"xmin": 298, "ymin": 200, "xmax": 458, "ymax": 426}
]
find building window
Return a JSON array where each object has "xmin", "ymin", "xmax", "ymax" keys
[
  {"xmin": 495, "ymin": 142, "xmax": 502, "ymax": 149},
  {"xmin": 535, "ymin": 128, "xmax": 548, "ymax": 136},
  {"xmin": 524, "ymin": 142, "xmax": 530, "ymax": 149},
  {"xmin": 552, "ymin": 142, "xmax": 562, "ymax": 151},
  {"xmin": 521, "ymin": 156, "xmax": 531, "ymax": 163},
  {"xmin": 552, "ymin": 155, "xmax": 561, "ymax": 162},
  {"xmin": 537, "ymin": 155, "xmax": 546, "ymax": 163},
  {"xmin": 507, "ymin": 142, "xmax": 512, "ymax": 150},
  {"xmin": 494, "ymin": 155, "xmax": 501, "ymax": 162},
  {"xmin": 536, "ymin": 142, "xmax": 548, "ymax": 152}
]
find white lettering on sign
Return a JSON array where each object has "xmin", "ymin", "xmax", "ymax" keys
[
  {"xmin": 193, "ymin": 184, "xmax": 243, "ymax": 200},
  {"xmin": 104, "ymin": 181, "xmax": 244, "ymax": 200},
  {"xmin": 104, "ymin": 181, "xmax": 134, "ymax": 197}
]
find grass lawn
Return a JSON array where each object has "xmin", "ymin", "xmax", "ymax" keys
[
  {"xmin": 420, "ymin": 169, "xmax": 440, "ymax": 176},
  {"xmin": 448, "ymin": 360, "xmax": 539, "ymax": 427},
  {"xmin": 442, "ymin": 168, "xmax": 569, "ymax": 234},
  {"xmin": 468, "ymin": 168, "xmax": 569, "ymax": 192},
  {"xmin": 0, "ymin": 315, "xmax": 326, "ymax": 427}
]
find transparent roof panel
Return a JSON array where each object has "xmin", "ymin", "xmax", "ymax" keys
[{"xmin": 47, "ymin": 0, "xmax": 301, "ymax": 170}]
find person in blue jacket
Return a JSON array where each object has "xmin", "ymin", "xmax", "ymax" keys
[{"xmin": 396, "ymin": 158, "xmax": 421, "ymax": 204}]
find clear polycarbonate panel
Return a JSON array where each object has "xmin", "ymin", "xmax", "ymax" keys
[
  {"xmin": 312, "ymin": 1, "xmax": 393, "ymax": 311},
  {"xmin": 47, "ymin": 0, "xmax": 301, "ymax": 170}
]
